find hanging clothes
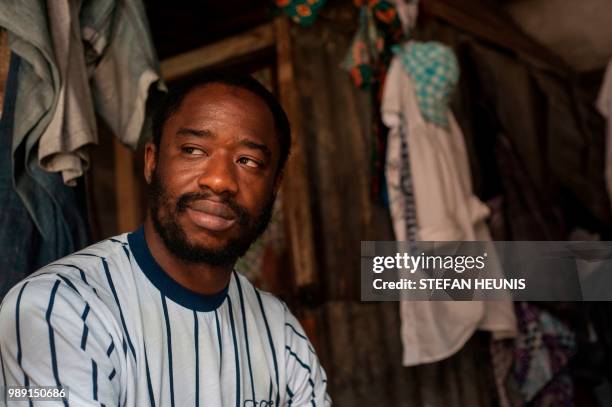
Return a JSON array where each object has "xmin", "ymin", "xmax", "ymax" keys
[
  {"xmin": 511, "ymin": 302, "xmax": 576, "ymax": 405},
  {"xmin": 342, "ymin": 0, "xmax": 406, "ymax": 202},
  {"xmin": 86, "ymin": 0, "xmax": 166, "ymax": 149},
  {"xmin": 38, "ymin": 0, "xmax": 97, "ymax": 185},
  {"xmin": 388, "ymin": 0, "xmax": 419, "ymax": 36},
  {"xmin": 275, "ymin": 0, "xmax": 327, "ymax": 27},
  {"xmin": 342, "ymin": 0, "xmax": 405, "ymax": 89},
  {"xmin": 0, "ymin": 0, "xmax": 164, "ymax": 186},
  {"xmin": 596, "ymin": 60, "xmax": 612, "ymax": 212},
  {"xmin": 0, "ymin": 0, "xmax": 164, "ymax": 298},
  {"xmin": 383, "ymin": 42, "xmax": 516, "ymax": 366},
  {"xmin": 392, "ymin": 42, "xmax": 458, "ymax": 129},
  {"xmin": 0, "ymin": 53, "xmax": 90, "ymax": 300}
]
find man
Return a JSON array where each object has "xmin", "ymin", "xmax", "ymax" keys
[{"xmin": 0, "ymin": 73, "xmax": 330, "ymax": 406}]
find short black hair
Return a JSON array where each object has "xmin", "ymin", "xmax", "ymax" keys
[{"xmin": 151, "ymin": 71, "xmax": 291, "ymax": 176}]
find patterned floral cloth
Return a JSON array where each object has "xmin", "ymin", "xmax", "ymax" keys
[
  {"xmin": 341, "ymin": 0, "xmax": 409, "ymax": 201},
  {"xmin": 393, "ymin": 42, "xmax": 459, "ymax": 130},
  {"xmin": 342, "ymin": 0, "xmax": 405, "ymax": 89},
  {"xmin": 275, "ymin": 0, "xmax": 326, "ymax": 27}
]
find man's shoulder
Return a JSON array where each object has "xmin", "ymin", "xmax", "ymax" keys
[
  {"xmin": 0, "ymin": 234, "xmax": 132, "ymax": 318},
  {"xmin": 50, "ymin": 234, "xmax": 132, "ymax": 267}
]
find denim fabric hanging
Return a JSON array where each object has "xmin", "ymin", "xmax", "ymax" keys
[{"xmin": 0, "ymin": 53, "xmax": 90, "ymax": 300}]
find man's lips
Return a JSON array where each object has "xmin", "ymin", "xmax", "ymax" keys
[
  {"xmin": 188, "ymin": 199, "xmax": 236, "ymax": 219},
  {"xmin": 185, "ymin": 200, "xmax": 237, "ymax": 232}
]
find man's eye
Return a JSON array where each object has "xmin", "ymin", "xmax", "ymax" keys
[
  {"xmin": 182, "ymin": 147, "xmax": 205, "ymax": 155},
  {"xmin": 237, "ymin": 157, "xmax": 261, "ymax": 168}
]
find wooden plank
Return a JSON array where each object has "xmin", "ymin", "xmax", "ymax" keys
[
  {"xmin": 274, "ymin": 16, "xmax": 318, "ymax": 289},
  {"xmin": 113, "ymin": 138, "xmax": 141, "ymax": 233},
  {"xmin": 160, "ymin": 23, "xmax": 275, "ymax": 81},
  {"xmin": 289, "ymin": 16, "xmax": 376, "ymax": 300}
]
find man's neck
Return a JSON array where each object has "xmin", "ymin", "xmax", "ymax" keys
[{"xmin": 143, "ymin": 219, "xmax": 233, "ymax": 295}]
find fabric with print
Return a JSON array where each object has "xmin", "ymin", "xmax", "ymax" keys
[
  {"xmin": 275, "ymin": 0, "xmax": 327, "ymax": 27},
  {"xmin": 512, "ymin": 302, "xmax": 576, "ymax": 404},
  {"xmin": 384, "ymin": 111, "xmax": 417, "ymax": 240},
  {"xmin": 342, "ymin": 0, "xmax": 404, "ymax": 89},
  {"xmin": 394, "ymin": 41, "xmax": 459, "ymax": 129},
  {"xmin": 342, "ymin": 0, "xmax": 407, "ymax": 202}
]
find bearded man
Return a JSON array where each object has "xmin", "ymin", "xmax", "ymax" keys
[{"xmin": 0, "ymin": 73, "xmax": 330, "ymax": 407}]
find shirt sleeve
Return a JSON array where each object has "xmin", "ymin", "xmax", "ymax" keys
[
  {"xmin": 0, "ymin": 276, "xmax": 124, "ymax": 406},
  {"xmin": 283, "ymin": 306, "xmax": 331, "ymax": 406}
]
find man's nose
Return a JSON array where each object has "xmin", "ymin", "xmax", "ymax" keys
[{"xmin": 196, "ymin": 152, "xmax": 239, "ymax": 196}]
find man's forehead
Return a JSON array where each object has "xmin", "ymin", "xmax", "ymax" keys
[
  {"xmin": 175, "ymin": 85, "xmax": 272, "ymax": 123},
  {"xmin": 163, "ymin": 82, "xmax": 278, "ymax": 149},
  {"xmin": 169, "ymin": 83, "xmax": 272, "ymax": 127},
  {"xmin": 181, "ymin": 82, "xmax": 268, "ymax": 110}
]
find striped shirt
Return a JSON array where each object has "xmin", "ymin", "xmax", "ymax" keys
[{"xmin": 0, "ymin": 227, "xmax": 330, "ymax": 406}]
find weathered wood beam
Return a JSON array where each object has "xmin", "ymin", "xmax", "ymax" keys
[
  {"xmin": 160, "ymin": 23, "xmax": 276, "ymax": 81},
  {"xmin": 113, "ymin": 138, "xmax": 141, "ymax": 233},
  {"xmin": 274, "ymin": 16, "xmax": 319, "ymax": 290}
]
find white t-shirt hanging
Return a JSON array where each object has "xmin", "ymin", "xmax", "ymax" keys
[{"xmin": 383, "ymin": 50, "xmax": 516, "ymax": 367}]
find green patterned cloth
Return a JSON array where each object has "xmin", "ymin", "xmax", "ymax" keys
[
  {"xmin": 393, "ymin": 42, "xmax": 459, "ymax": 129},
  {"xmin": 342, "ymin": 0, "xmax": 404, "ymax": 89},
  {"xmin": 275, "ymin": 0, "xmax": 326, "ymax": 27}
]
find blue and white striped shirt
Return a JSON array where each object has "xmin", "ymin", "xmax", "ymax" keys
[{"xmin": 0, "ymin": 227, "xmax": 330, "ymax": 406}]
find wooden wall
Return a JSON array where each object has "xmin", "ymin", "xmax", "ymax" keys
[{"xmin": 288, "ymin": 3, "xmax": 498, "ymax": 405}]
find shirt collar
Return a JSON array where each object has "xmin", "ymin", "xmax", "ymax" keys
[{"xmin": 128, "ymin": 226, "xmax": 229, "ymax": 312}]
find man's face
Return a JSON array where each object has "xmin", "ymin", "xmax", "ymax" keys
[{"xmin": 145, "ymin": 83, "xmax": 281, "ymax": 266}]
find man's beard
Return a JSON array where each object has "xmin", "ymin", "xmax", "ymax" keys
[{"xmin": 147, "ymin": 169, "xmax": 275, "ymax": 267}]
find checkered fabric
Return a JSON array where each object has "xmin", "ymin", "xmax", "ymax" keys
[{"xmin": 393, "ymin": 42, "xmax": 459, "ymax": 129}]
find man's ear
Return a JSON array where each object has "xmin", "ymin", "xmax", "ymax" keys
[{"xmin": 144, "ymin": 142, "xmax": 157, "ymax": 184}]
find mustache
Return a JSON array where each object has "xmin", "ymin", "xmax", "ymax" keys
[{"xmin": 176, "ymin": 191, "xmax": 250, "ymax": 225}]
